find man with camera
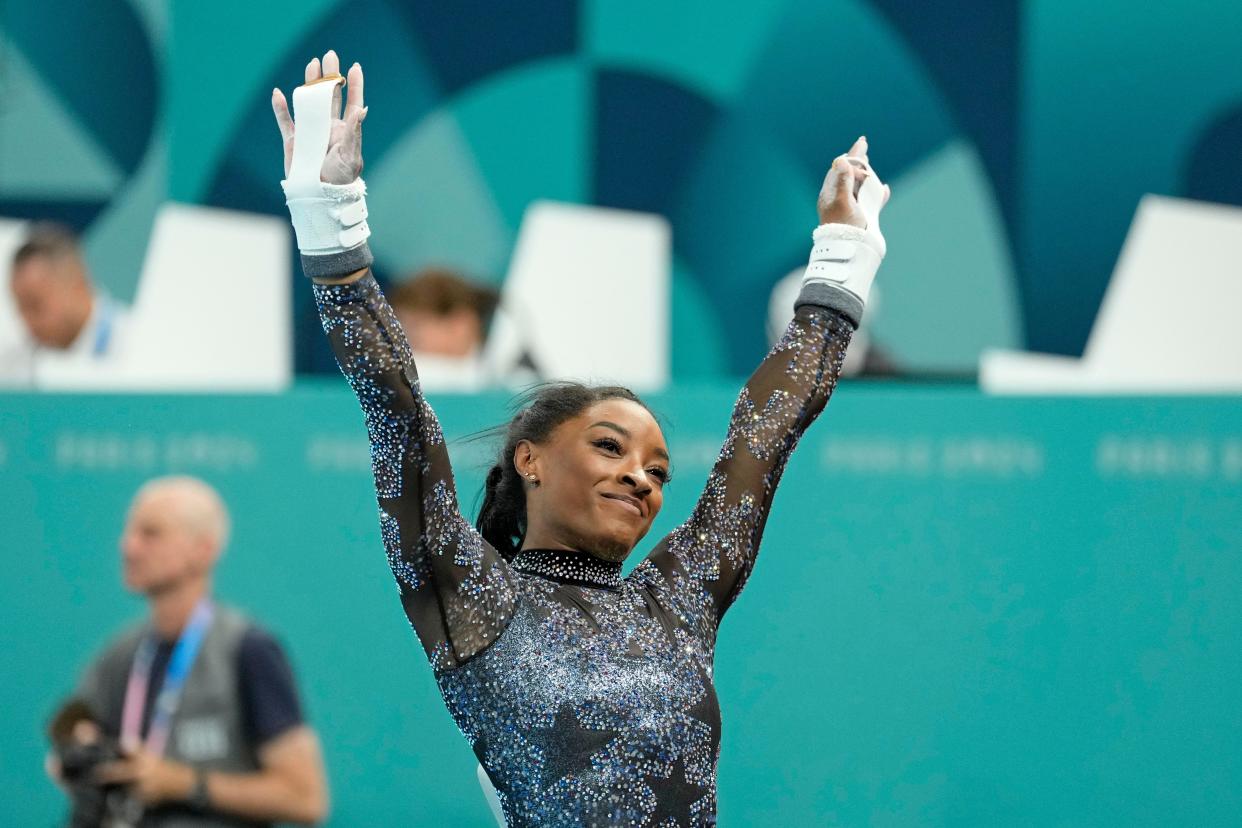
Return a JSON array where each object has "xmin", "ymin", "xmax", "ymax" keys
[{"xmin": 47, "ymin": 476, "xmax": 328, "ymax": 827}]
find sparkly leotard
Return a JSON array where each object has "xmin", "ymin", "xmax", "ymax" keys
[{"xmin": 314, "ymin": 273, "xmax": 851, "ymax": 826}]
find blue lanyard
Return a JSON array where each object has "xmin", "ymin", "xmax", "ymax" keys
[
  {"xmin": 121, "ymin": 600, "xmax": 215, "ymax": 755},
  {"xmin": 91, "ymin": 298, "xmax": 115, "ymax": 357}
]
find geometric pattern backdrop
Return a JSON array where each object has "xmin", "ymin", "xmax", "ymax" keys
[{"xmin": 3, "ymin": 0, "xmax": 1241, "ymax": 376}]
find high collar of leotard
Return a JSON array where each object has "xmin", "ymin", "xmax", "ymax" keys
[{"xmin": 511, "ymin": 548, "xmax": 623, "ymax": 590}]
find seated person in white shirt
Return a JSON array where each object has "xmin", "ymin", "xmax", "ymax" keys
[{"xmin": 2, "ymin": 223, "xmax": 130, "ymax": 386}]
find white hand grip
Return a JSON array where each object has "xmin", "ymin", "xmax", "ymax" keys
[
  {"xmin": 286, "ymin": 75, "xmax": 343, "ymax": 198},
  {"xmin": 279, "ymin": 74, "xmax": 370, "ymax": 257}
]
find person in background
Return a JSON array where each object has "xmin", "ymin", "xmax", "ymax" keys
[
  {"xmin": 389, "ymin": 267, "xmax": 536, "ymax": 390},
  {"xmin": 390, "ymin": 267, "xmax": 496, "ymax": 354},
  {"xmin": 47, "ymin": 476, "xmax": 328, "ymax": 827},
  {"xmin": 1, "ymin": 223, "xmax": 131, "ymax": 386}
]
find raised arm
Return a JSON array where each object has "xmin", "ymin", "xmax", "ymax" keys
[
  {"xmin": 273, "ymin": 51, "xmax": 518, "ymax": 670},
  {"xmin": 642, "ymin": 138, "xmax": 889, "ymax": 623}
]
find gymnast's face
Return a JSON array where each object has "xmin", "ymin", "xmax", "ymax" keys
[{"xmin": 518, "ymin": 399, "xmax": 670, "ymax": 562}]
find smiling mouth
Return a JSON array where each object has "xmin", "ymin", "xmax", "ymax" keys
[{"xmin": 601, "ymin": 493, "xmax": 643, "ymax": 517}]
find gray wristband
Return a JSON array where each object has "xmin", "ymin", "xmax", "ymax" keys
[
  {"xmin": 794, "ymin": 280, "xmax": 864, "ymax": 329},
  {"xmin": 300, "ymin": 241, "xmax": 374, "ymax": 280}
]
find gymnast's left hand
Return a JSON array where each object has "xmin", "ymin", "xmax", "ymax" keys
[
  {"xmin": 271, "ymin": 49, "xmax": 367, "ymax": 185},
  {"xmin": 817, "ymin": 135, "xmax": 890, "ymax": 229}
]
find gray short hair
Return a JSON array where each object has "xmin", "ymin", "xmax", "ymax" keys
[{"xmin": 135, "ymin": 475, "xmax": 232, "ymax": 552}]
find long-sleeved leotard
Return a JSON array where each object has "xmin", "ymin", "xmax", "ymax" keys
[{"xmin": 314, "ymin": 270, "xmax": 851, "ymax": 827}]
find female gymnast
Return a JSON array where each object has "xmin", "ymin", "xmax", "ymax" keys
[{"xmin": 272, "ymin": 50, "xmax": 889, "ymax": 827}]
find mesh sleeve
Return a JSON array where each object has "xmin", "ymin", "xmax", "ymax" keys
[
  {"xmin": 640, "ymin": 303, "xmax": 852, "ymax": 628},
  {"xmin": 313, "ymin": 274, "xmax": 520, "ymax": 670}
]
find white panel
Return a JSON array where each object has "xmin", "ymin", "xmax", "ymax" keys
[
  {"xmin": 122, "ymin": 203, "xmax": 291, "ymax": 390},
  {"xmin": 36, "ymin": 204, "xmax": 291, "ymax": 392},
  {"xmin": 489, "ymin": 201, "xmax": 670, "ymax": 391},
  {"xmin": 1086, "ymin": 195, "xmax": 1242, "ymax": 375},
  {"xmin": 978, "ymin": 350, "xmax": 1087, "ymax": 394},
  {"xmin": 981, "ymin": 195, "xmax": 1242, "ymax": 395}
]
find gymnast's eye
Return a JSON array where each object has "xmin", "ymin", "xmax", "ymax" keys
[
  {"xmin": 593, "ymin": 437, "xmax": 622, "ymax": 454},
  {"xmin": 648, "ymin": 467, "xmax": 670, "ymax": 485}
]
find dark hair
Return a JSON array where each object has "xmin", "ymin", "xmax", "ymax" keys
[
  {"xmin": 475, "ymin": 382, "xmax": 650, "ymax": 559},
  {"xmin": 12, "ymin": 222, "xmax": 81, "ymax": 268}
]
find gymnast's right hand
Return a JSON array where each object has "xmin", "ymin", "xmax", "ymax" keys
[{"xmin": 271, "ymin": 49, "xmax": 367, "ymax": 185}]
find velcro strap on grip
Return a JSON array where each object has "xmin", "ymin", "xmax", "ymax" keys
[
  {"xmin": 283, "ymin": 181, "xmax": 367, "ymax": 251},
  {"xmin": 801, "ymin": 225, "xmax": 884, "ymax": 316},
  {"xmin": 803, "ymin": 236, "xmax": 881, "ymax": 305},
  {"xmin": 339, "ymin": 218, "xmax": 370, "ymax": 249},
  {"xmin": 337, "ymin": 198, "xmax": 368, "ymax": 226}
]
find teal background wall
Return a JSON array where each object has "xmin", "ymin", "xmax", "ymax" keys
[
  {"xmin": 2, "ymin": 386, "xmax": 1240, "ymax": 825},
  {"xmin": 5, "ymin": 0, "xmax": 1242, "ymax": 374}
]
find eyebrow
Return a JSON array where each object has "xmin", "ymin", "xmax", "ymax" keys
[{"xmin": 589, "ymin": 421, "xmax": 671, "ymax": 463}]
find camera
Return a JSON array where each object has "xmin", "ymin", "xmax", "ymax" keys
[
  {"xmin": 48, "ymin": 700, "xmax": 135, "ymax": 828},
  {"xmin": 59, "ymin": 737, "xmax": 125, "ymax": 784}
]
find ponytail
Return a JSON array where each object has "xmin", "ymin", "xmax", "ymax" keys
[{"xmin": 476, "ymin": 461, "xmax": 524, "ymax": 559}]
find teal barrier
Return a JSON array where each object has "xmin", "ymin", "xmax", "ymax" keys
[{"xmin": 2, "ymin": 384, "xmax": 1240, "ymax": 825}]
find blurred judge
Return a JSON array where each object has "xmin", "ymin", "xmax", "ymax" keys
[{"xmin": 1, "ymin": 223, "xmax": 131, "ymax": 387}]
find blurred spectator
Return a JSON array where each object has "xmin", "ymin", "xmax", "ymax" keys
[
  {"xmin": 46, "ymin": 476, "xmax": 328, "ymax": 827},
  {"xmin": 1, "ymin": 223, "xmax": 131, "ymax": 387},
  {"xmin": 390, "ymin": 267, "xmax": 527, "ymax": 390},
  {"xmin": 391, "ymin": 267, "xmax": 497, "ymax": 358}
]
